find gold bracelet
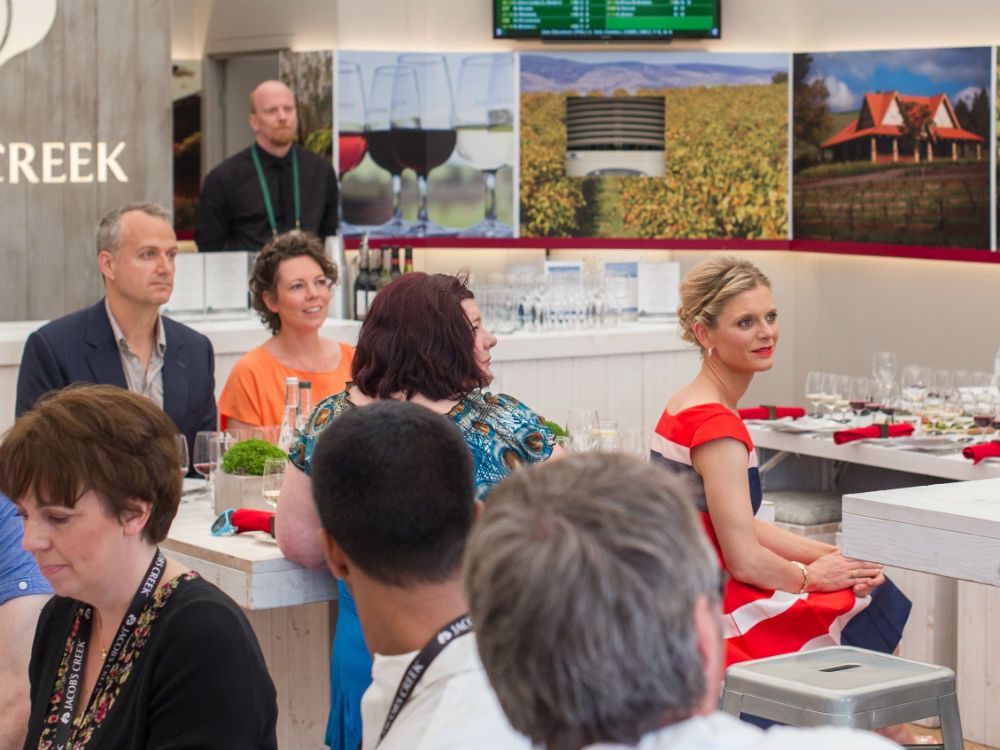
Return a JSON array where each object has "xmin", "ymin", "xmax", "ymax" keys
[{"xmin": 791, "ymin": 561, "xmax": 808, "ymax": 594}]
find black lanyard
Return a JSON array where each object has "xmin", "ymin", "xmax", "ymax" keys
[
  {"xmin": 52, "ymin": 549, "xmax": 166, "ymax": 750},
  {"xmin": 250, "ymin": 143, "xmax": 301, "ymax": 238},
  {"xmin": 376, "ymin": 614, "xmax": 473, "ymax": 746}
]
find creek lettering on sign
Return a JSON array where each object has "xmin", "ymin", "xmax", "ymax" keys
[{"xmin": 0, "ymin": 141, "xmax": 129, "ymax": 183}]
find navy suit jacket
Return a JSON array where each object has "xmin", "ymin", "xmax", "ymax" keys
[{"xmin": 15, "ymin": 300, "xmax": 218, "ymax": 460}]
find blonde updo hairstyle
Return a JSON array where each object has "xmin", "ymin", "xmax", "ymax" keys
[{"xmin": 677, "ymin": 256, "xmax": 771, "ymax": 355}]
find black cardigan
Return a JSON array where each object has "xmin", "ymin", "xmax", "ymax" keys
[{"xmin": 24, "ymin": 577, "xmax": 278, "ymax": 750}]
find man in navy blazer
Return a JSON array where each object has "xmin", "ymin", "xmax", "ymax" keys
[{"xmin": 15, "ymin": 203, "xmax": 217, "ymax": 461}]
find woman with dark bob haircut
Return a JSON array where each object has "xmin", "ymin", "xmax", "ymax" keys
[
  {"xmin": 218, "ymin": 230, "xmax": 354, "ymax": 431},
  {"xmin": 0, "ymin": 385, "xmax": 278, "ymax": 750},
  {"xmin": 276, "ymin": 272, "xmax": 562, "ymax": 750}
]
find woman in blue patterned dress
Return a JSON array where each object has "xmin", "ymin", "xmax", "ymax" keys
[{"xmin": 275, "ymin": 272, "xmax": 561, "ymax": 750}]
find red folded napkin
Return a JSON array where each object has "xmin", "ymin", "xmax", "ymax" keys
[
  {"xmin": 833, "ymin": 423, "xmax": 914, "ymax": 445},
  {"xmin": 738, "ymin": 405, "xmax": 806, "ymax": 420},
  {"xmin": 962, "ymin": 441, "xmax": 1000, "ymax": 464},
  {"xmin": 232, "ymin": 508, "xmax": 275, "ymax": 536}
]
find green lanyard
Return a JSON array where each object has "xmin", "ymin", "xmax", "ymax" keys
[{"xmin": 250, "ymin": 143, "xmax": 301, "ymax": 238}]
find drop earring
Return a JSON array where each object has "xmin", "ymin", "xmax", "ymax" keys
[{"xmin": 706, "ymin": 346, "xmax": 713, "ymax": 357}]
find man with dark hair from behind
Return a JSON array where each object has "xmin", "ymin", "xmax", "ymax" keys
[
  {"xmin": 464, "ymin": 453, "xmax": 899, "ymax": 750},
  {"xmin": 310, "ymin": 400, "xmax": 530, "ymax": 750}
]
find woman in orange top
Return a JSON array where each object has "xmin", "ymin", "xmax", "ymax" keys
[{"xmin": 219, "ymin": 232, "xmax": 354, "ymax": 431}]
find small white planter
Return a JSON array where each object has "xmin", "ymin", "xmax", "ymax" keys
[{"xmin": 213, "ymin": 471, "xmax": 266, "ymax": 515}]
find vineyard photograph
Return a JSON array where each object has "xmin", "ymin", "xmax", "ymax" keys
[
  {"xmin": 519, "ymin": 52, "xmax": 789, "ymax": 239},
  {"xmin": 792, "ymin": 47, "xmax": 991, "ymax": 249}
]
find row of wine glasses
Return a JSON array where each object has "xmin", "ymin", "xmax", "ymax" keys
[
  {"xmin": 807, "ymin": 361, "xmax": 1000, "ymax": 434},
  {"xmin": 565, "ymin": 409, "xmax": 646, "ymax": 455},
  {"xmin": 804, "ymin": 372, "xmax": 869, "ymax": 419},
  {"xmin": 338, "ymin": 53, "xmax": 514, "ymax": 238}
]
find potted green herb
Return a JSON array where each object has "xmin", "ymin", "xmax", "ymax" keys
[{"xmin": 214, "ymin": 439, "xmax": 288, "ymax": 514}]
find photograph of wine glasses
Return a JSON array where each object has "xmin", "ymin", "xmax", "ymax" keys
[
  {"xmin": 337, "ymin": 60, "xmax": 368, "ymax": 236},
  {"xmin": 336, "ymin": 50, "xmax": 516, "ymax": 237}
]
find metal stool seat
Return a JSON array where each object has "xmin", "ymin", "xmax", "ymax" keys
[{"xmin": 721, "ymin": 646, "xmax": 962, "ymax": 750}]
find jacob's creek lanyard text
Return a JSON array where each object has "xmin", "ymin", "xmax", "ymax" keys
[
  {"xmin": 376, "ymin": 614, "xmax": 473, "ymax": 746},
  {"xmin": 52, "ymin": 549, "xmax": 167, "ymax": 750}
]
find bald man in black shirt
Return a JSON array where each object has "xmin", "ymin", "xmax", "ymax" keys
[{"xmin": 195, "ymin": 80, "xmax": 339, "ymax": 252}]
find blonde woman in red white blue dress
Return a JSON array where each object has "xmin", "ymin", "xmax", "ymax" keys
[{"xmin": 651, "ymin": 258, "xmax": 911, "ymax": 707}]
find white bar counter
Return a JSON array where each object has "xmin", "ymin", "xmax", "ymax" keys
[
  {"xmin": 164, "ymin": 495, "xmax": 337, "ymax": 750},
  {"xmin": 842, "ymin": 478, "xmax": 1000, "ymax": 746},
  {"xmin": 748, "ymin": 424, "xmax": 1000, "ymax": 482},
  {"xmin": 0, "ymin": 314, "xmax": 695, "ymax": 438}
]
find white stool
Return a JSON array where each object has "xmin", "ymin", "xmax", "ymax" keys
[{"xmin": 720, "ymin": 646, "xmax": 962, "ymax": 750}]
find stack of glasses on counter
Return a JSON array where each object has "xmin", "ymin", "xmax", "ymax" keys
[
  {"xmin": 804, "ymin": 351, "xmax": 1000, "ymax": 437},
  {"xmin": 471, "ymin": 269, "xmax": 637, "ymax": 334}
]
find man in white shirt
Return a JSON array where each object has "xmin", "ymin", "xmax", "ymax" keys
[
  {"xmin": 463, "ymin": 453, "xmax": 900, "ymax": 750},
  {"xmin": 309, "ymin": 400, "xmax": 530, "ymax": 750}
]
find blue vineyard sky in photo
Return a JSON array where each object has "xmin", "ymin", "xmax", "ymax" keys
[{"xmin": 802, "ymin": 47, "xmax": 992, "ymax": 113}]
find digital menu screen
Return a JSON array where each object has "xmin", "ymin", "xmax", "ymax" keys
[{"xmin": 494, "ymin": 0, "xmax": 721, "ymax": 40}]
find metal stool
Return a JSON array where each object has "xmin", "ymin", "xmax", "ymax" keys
[{"xmin": 721, "ymin": 646, "xmax": 962, "ymax": 750}]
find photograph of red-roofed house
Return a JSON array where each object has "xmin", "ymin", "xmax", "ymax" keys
[
  {"xmin": 822, "ymin": 91, "xmax": 984, "ymax": 164},
  {"xmin": 792, "ymin": 48, "xmax": 990, "ymax": 250}
]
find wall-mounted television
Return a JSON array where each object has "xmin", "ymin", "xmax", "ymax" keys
[{"xmin": 494, "ymin": 0, "xmax": 721, "ymax": 41}]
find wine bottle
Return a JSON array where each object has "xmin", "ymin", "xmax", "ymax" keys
[
  {"xmin": 297, "ymin": 380, "xmax": 312, "ymax": 431},
  {"xmin": 403, "ymin": 246, "xmax": 414, "ymax": 274},
  {"xmin": 278, "ymin": 377, "xmax": 300, "ymax": 452},
  {"xmin": 390, "ymin": 246, "xmax": 402, "ymax": 280},
  {"xmin": 354, "ymin": 235, "xmax": 371, "ymax": 321},
  {"xmin": 376, "ymin": 248, "xmax": 393, "ymax": 291}
]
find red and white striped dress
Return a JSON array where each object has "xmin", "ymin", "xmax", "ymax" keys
[{"xmin": 650, "ymin": 403, "xmax": 909, "ymax": 667}]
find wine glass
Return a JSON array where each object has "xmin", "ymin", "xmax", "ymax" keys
[
  {"xmin": 901, "ymin": 365, "xmax": 931, "ymax": 412},
  {"xmin": 832, "ymin": 375, "xmax": 851, "ymax": 420},
  {"xmin": 337, "ymin": 60, "xmax": 368, "ymax": 235},
  {"xmin": 567, "ymin": 408, "xmax": 599, "ymax": 452},
  {"xmin": 872, "ymin": 351, "xmax": 897, "ymax": 395},
  {"xmin": 367, "ymin": 65, "xmax": 413, "ymax": 237},
  {"xmin": 390, "ymin": 54, "xmax": 456, "ymax": 237},
  {"xmin": 619, "ymin": 428, "xmax": 646, "ymax": 458},
  {"xmin": 262, "ymin": 458, "xmax": 286, "ymax": 508},
  {"xmin": 804, "ymin": 371, "xmax": 825, "ymax": 417},
  {"xmin": 596, "ymin": 420, "xmax": 621, "ymax": 452},
  {"xmin": 972, "ymin": 389, "xmax": 997, "ymax": 440},
  {"xmin": 194, "ymin": 430, "xmax": 223, "ymax": 489},
  {"xmin": 455, "ymin": 53, "xmax": 514, "ymax": 237},
  {"xmin": 848, "ymin": 377, "xmax": 872, "ymax": 419},
  {"xmin": 176, "ymin": 434, "xmax": 190, "ymax": 476}
]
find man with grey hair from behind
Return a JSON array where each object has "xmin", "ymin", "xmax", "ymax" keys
[{"xmin": 464, "ymin": 453, "xmax": 898, "ymax": 750}]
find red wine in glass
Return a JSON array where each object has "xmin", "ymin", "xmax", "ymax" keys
[
  {"xmin": 338, "ymin": 131, "xmax": 368, "ymax": 175},
  {"xmin": 849, "ymin": 400, "xmax": 867, "ymax": 414},
  {"xmin": 193, "ymin": 462, "xmax": 213, "ymax": 478},
  {"xmin": 389, "ymin": 127, "xmax": 456, "ymax": 176},
  {"xmin": 973, "ymin": 414, "xmax": 993, "ymax": 428},
  {"xmin": 365, "ymin": 130, "xmax": 405, "ymax": 176}
]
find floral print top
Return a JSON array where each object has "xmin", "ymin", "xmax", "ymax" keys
[
  {"xmin": 291, "ymin": 387, "xmax": 555, "ymax": 499},
  {"xmin": 36, "ymin": 572, "xmax": 200, "ymax": 750}
]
